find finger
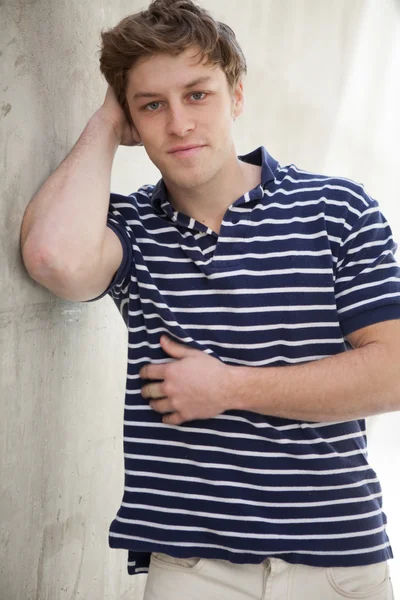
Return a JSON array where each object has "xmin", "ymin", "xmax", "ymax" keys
[
  {"xmin": 149, "ymin": 399, "xmax": 172, "ymax": 414},
  {"xmin": 139, "ymin": 364, "xmax": 167, "ymax": 380},
  {"xmin": 162, "ymin": 412, "xmax": 185, "ymax": 426},
  {"xmin": 160, "ymin": 335, "xmax": 198, "ymax": 359},
  {"xmin": 141, "ymin": 382, "xmax": 165, "ymax": 399}
]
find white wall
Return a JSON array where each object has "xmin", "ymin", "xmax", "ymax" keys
[{"xmin": 1, "ymin": 0, "xmax": 399, "ymax": 597}]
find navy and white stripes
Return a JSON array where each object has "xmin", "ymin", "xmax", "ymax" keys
[{"xmin": 87, "ymin": 146, "xmax": 399, "ymax": 575}]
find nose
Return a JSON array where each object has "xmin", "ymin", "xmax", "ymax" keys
[{"xmin": 166, "ymin": 104, "xmax": 195, "ymax": 137}]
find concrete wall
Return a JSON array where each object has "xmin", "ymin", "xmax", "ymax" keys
[{"xmin": 1, "ymin": 0, "xmax": 399, "ymax": 598}]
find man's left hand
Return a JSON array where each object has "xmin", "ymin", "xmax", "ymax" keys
[{"xmin": 139, "ymin": 336, "xmax": 233, "ymax": 425}]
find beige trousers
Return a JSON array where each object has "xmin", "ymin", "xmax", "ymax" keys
[{"xmin": 143, "ymin": 553, "xmax": 395, "ymax": 600}]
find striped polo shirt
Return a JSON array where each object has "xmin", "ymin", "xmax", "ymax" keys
[{"xmin": 87, "ymin": 146, "xmax": 400, "ymax": 576}]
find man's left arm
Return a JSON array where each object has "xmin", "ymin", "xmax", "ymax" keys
[
  {"xmin": 230, "ymin": 319, "xmax": 400, "ymax": 422},
  {"xmin": 142, "ymin": 185, "xmax": 400, "ymax": 425},
  {"xmin": 141, "ymin": 321, "xmax": 400, "ymax": 425}
]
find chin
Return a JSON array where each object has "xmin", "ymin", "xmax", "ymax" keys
[{"xmin": 173, "ymin": 170, "xmax": 213, "ymax": 188}]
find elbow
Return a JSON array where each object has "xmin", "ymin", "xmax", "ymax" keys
[
  {"xmin": 21, "ymin": 239, "xmax": 65, "ymax": 280},
  {"xmin": 21, "ymin": 241, "xmax": 84, "ymax": 301},
  {"xmin": 21, "ymin": 239, "xmax": 51, "ymax": 280}
]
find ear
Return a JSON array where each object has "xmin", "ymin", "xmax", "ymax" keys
[{"xmin": 232, "ymin": 79, "xmax": 245, "ymax": 121}]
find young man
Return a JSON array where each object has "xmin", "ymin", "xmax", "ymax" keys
[{"xmin": 20, "ymin": 0, "xmax": 398, "ymax": 598}]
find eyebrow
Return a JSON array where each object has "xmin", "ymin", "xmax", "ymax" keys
[{"xmin": 132, "ymin": 76, "xmax": 214, "ymax": 101}]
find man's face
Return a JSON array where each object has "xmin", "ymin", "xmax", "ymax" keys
[{"xmin": 125, "ymin": 46, "xmax": 244, "ymax": 191}]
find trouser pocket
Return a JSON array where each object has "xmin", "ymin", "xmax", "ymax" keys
[
  {"xmin": 288, "ymin": 561, "xmax": 394, "ymax": 600},
  {"xmin": 326, "ymin": 562, "xmax": 393, "ymax": 599},
  {"xmin": 151, "ymin": 552, "xmax": 205, "ymax": 572}
]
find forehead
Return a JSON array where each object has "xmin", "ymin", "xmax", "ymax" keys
[{"xmin": 127, "ymin": 46, "xmax": 225, "ymax": 94}]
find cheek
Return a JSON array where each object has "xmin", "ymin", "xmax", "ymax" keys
[
  {"xmin": 140, "ymin": 117, "xmax": 165, "ymax": 141},
  {"xmin": 212, "ymin": 104, "xmax": 234, "ymax": 127}
]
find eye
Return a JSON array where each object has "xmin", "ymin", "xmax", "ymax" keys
[
  {"xmin": 144, "ymin": 101, "xmax": 161, "ymax": 112},
  {"xmin": 190, "ymin": 92, "xmax": 207, "ymax": 101},
  {"xmin": 143, "ymin": 92, "xmax": 207, "ymax": 112}
]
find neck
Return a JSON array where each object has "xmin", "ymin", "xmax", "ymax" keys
[{"xmin": 164, "ymin": 155, "xmax": 262, "ymax": 234}]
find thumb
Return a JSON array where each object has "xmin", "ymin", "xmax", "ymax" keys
[{"xmin": 160, "ymin": 335, "xmax": 194, "ymax": 359}]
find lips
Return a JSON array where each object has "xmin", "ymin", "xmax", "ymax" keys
[{"xmin": 169, "ymin": 144, "xmax": 205, "ymax": 153}]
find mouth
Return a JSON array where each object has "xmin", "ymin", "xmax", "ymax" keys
[{"xmin": 168, "ymin": 145, "xmax": 206, "ymax": 158}]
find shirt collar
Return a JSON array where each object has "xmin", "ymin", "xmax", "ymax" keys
[{"xmin": 150, "ymin": 146, "xmax": 279, "ymax": 213}]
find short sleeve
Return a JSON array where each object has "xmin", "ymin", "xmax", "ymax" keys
[
  {"xmin": 84, "ymin": 193, "xmax": 134, "ymax": 321},
  {"xmin": 335, "ymin": 190, "xmax": 400, "ymax": 337}
]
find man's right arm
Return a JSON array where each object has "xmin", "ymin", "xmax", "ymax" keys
[{"xmin": 20, "ymin": 86, "xmax": 141, "ymax": 302}]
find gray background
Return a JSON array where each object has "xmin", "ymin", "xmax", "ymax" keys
[{"xmin": 1, "ymin": 0, "xmax": 399, "ymax": 598}]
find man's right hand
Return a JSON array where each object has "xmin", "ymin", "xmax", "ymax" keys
[{"xmin": 98, "ymin": 85, "xmax": 143, "ymax": 147}]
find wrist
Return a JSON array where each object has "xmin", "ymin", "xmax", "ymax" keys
[
  {"xmin": 91, "ymin": 109, "xmax": 122, "ymax": 147},
  {"xmin": 226, "ymin": 365, "xmax": 247, "ymax": 412}
]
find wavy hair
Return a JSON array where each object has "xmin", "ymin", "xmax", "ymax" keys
[{"xmin": 99, "ymin": 0, "xmax": 247, "ymax": 125}]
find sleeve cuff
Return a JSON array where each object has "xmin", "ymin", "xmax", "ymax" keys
[
  {"xmin": 341, "ymin": 303, "xmax": 400, "ymax": 336},
  {"xmin": 84, "ymin": 222, "xmax": 132, "ymax": 303}
]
